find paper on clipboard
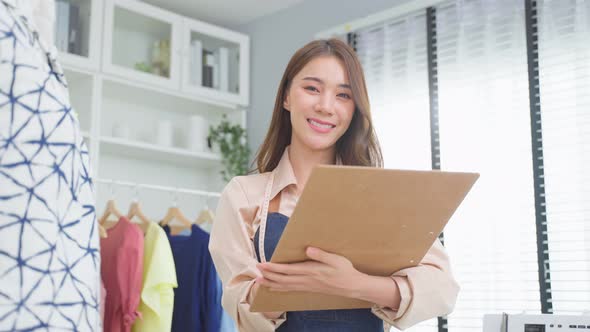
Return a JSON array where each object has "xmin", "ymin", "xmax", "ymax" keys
[{"xmin": 250, "ymin": 165, "xmax": 479, "ymax": 312}]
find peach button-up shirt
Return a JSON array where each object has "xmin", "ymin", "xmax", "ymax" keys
[{"xmin": 209, "ymin": 147, "xmax": 459, "ymax": 331}]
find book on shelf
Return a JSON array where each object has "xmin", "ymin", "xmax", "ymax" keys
[
  {"xmin": 54, "ymin": 0, "xmax": 83, "ymax": 55},
  {"xmin": 228, "ymin": 47, "xmax": 240, "ymax": 93},
  {"xmin": 216, "ymin": 47, "xmax": 229, "ymax": 92},
  {"xmin": 190, "ymin": 40, "xmax": 203, "ymax": 86},
  {"xmin": 201, "ymin": 47, "xmax": 230, "ymax": 91},
  {"xmin": 211, "ymin": 53, "xmax": 219, "ymax": 89},
  {"xmin": 202, "ymin": 49, "xmax": 215, "ymax": 88},
  {"xmin": 55, "ymin": 0, "xmax": 69, "ymax": 52},
  {"xmin": 68, "ymin": 2, "xmax": 81, "ymax": 55}
]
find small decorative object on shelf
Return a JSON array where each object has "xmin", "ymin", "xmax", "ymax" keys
[
  {"xmin": 207, "ymin": 114, "xmax": 249, "ymax": 182},
  {"xmin": 133, "ymin": 39, "xmax": 171, "ymax": 76},
  {"xmin": 156, "ymin": 120, "xmax": 174, "ymax": 147},
  {"xmin": 134, "ymin": 61, "xmax": 152, "ymax": 73},
  {"xmin": 151, "ymin": 39, "xmax": 170, "ymax": 77}
]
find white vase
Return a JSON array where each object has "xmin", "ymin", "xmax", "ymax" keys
[
  {"xmin": 156, "ymin": 121, "xmax": 173, "ymax": 147},
  {"xmin": 188, "ymin": 115, "xmax": 208, "ymax": 152},
  {"xmin": 112, "ymin": 123, "xmax": 130, "ymax": 139}
]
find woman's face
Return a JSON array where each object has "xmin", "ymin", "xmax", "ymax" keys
[{"xmin": 284, "ymin": 55, "xmax": 355, "ymax": 153}]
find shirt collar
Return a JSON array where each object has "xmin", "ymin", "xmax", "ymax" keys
[
  {"xmin": 270, "ymin": 146, "xmax": 298, "ymax": 200},
  {"xmin": 269, "ymin": 146, "xmax": 344, "ymax": 200}
]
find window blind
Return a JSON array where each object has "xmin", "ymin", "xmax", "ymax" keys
[
  {"xmin": 351, "ymin": 0, "xmax": 589, "ymax": 330},
  {"xmin": 537, "ymin": 0, "xmax": 590, "ymax": 315},
  {"xmin": 355, "ymin": 11, "xmax": 438, "ymax": 332},
  {"xmin": 435, "ymin": 0, "xmax": 542, "ymax": 330},
  {"xmin": 356, "ymin": 13, "xmax": 433, "ymax": 172}
]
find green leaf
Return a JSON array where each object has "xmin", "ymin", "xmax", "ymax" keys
[{"xmin": 208, "ymin": 114, "xmax": 250, "ymax": 182}]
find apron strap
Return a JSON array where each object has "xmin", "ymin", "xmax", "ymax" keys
[{"xmin": 258, "ymin": 171, "xmax": 275, "ymax": 263}]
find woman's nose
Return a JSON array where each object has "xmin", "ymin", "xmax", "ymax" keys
[{"xmin": 314, "ymin": 94, "xmax": 335, "ymax": 115}]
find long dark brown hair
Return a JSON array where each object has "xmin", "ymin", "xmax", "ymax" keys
[{"xmin": 254, "ymin": 38, "xmax": 383, "ymax": 173}]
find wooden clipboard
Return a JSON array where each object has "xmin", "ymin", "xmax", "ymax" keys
[{"xmin": 250, "ymin": 165, "xmax": 479, "ymax": 312}]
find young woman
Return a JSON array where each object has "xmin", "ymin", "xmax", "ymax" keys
[{"xmin": 209, "ymin": 38, "xmax": 459, "ymax": 332}]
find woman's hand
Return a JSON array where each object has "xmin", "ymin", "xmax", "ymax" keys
[
  {"xmin": 255, "ymin": 247, "xmax": 366, "ymax": 298},
  {"xmin": 250, "ymin": 282, "xmax": 284, "ymax": 320}
]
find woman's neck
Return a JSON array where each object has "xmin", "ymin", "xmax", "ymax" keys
[{"xmin": 288, "ymin": 143, "xmax": 336, "ymax": 194}]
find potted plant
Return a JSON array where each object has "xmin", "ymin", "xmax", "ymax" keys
[{"xmin": 208, "ymin": 115, "xmax": 250, "ymax": 182}]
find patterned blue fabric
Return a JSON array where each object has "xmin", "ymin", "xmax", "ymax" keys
[
  {"xmin": 254, "ymin": 212, "xmax": 384, "ymax": 332},
  {"xmin": 0, "ymin": 2, "xmax": 101, "ymax": 331}
]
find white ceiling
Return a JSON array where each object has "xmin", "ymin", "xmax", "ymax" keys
[{"xmin": 142, "ymin": 0, "xmax": 305, "ymax": 28}]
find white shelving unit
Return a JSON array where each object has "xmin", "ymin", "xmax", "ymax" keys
[
  {"xmin": 56, "ymin": 0, "xmax": 102, "ymax": 71},
  {"xmin": 181, "ymin": 17, "xmax": 249, "ymax": 106},
  {"xmin": 103, "ymin": 0, "xmax": 182, "ymax": 90},
  {"xmin": 99, "ymin": 136, "xmax": 221, "ymax": 168},
  {"xmin": 56, "ymin": 0, "xmax": 249, "ymax": 217}
]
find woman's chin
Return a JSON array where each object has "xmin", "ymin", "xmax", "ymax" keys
[{"xmin": 301, "ymin": 138, "xmax": 337, "ymax": 152}]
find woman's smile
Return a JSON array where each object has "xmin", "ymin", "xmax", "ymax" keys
[{"xmin": 307, "ymin": 118, "xmax": 336, "ymax": 133}]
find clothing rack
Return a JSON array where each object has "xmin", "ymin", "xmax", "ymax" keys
[{"xmin": 95, "ymin": 178, "xmax": 221, "ymax": 198}]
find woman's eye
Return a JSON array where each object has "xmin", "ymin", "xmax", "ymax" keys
[
  {"xmin": 338, "ymin": 93, "xmax": 351, "ymax": 99},
  {"xmin": 304, "ymin": 86, "xmax": 319, "ymax": 92}
]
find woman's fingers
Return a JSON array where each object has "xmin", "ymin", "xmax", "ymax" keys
[
  {"xmin": 305, "ymin": 247, "xmax": 342, "ymax": 266},
  {"xmin": 256, "ymin": 275, "xmax": 306, "ymax": 292},
  {"xmin": 258, "ymin": 262, "xmax": 301, "ymax": 275},
  {"xmin": 257, "ymin": 261, "xmax": 323, "ymax": 276},
  {"xmin": 255, "ymin": 257, "xmax": 352, "ymax": 295},
  {"xmin": 260, "ymin": 268, "xmax": 297, "ymax": 283}
]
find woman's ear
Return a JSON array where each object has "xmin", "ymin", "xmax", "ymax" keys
[{"xmin": 283, "ymin": 95, "xmax": 290, "ymax": 111}]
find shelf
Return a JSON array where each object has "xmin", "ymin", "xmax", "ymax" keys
[
  {"xmin": 102, "ymin": 73, "xmax": 240, "ymax": 111},
  {"xmin": 60, "ymin": 52, "xmax": 95, "ymax": 72},
  {"xmin": 99, "ymin": 136, "xmax": 221, "ymax": 168},
  {"xmin": 61, "ymin": 63, "xmax": 245, "ymax": 114},
  {"xmin": 63, "ymin": 65, "xmax": 95, "ymax": 78}
]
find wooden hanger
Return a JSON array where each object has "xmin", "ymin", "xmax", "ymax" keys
[
  {"xmin": 161, "ymin": 204, "xmax": 192, "ymax": 236},
  {"xmin": 160, "ymin": 190, "xmax": 193, "ymax": 235},
  {"xmin": 127, "ymin": 200, "xmax": 151, "ymax": 234},
  {"xmin": 99, "ymin": 199, "xmax": 123, "ymax": 230},
  {"xmin": 195, "ymin": 195, "xmax": 215, "ymax": 226},
  {"xmin": 195, "ymin": 206, "xmax": 214, "ymax": 225},
  {"xmin": 99, "ymin": 181, "xmax": 122, "ymax": 232},
  {"xmin": 98, "ymin": 224, "xmax": 108, "ymax": 238}
]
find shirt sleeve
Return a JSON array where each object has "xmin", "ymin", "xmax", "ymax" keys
[
  {"xmin": 209, "ymin": 178, "xmax": 287, "ymax": 332},
  {"xmin": 371, "ymin": 239, "xmax": 460, "ymax": 330},
  {"xmin": 118, "ymin": 229, "xmax": 144, "ymax": 329}
]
